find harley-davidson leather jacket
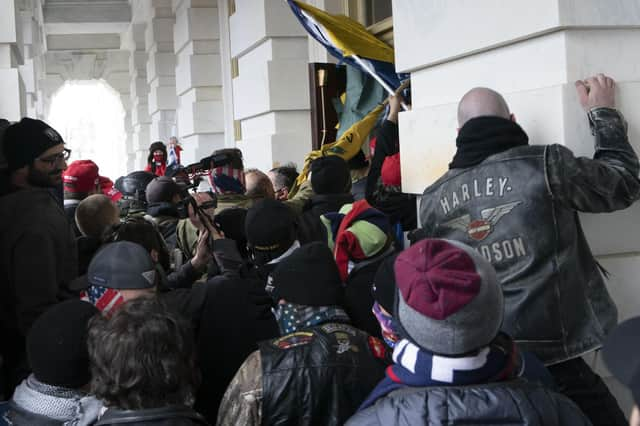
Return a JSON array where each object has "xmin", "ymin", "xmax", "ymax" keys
[{"xmin": 418, "ymin": 108, "xmax": 640, "ymax": 364}]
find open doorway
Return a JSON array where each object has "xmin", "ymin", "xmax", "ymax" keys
[{"xmin": 47, "ymin": 80, "xmax": 128, "ymax": 180}]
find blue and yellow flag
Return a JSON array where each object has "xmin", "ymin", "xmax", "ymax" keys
[{"xmin": 287, "ymin": 0, "xmax": 404, "ymax": 91}]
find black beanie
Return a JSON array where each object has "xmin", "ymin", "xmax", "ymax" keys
[
  {"xmin": 372, "ymin": 254, "xmax": 398, "ymax": 313},
  {"xmin": 215, "ymin": 207, "xmax": 248, "ymax": 257},
  {"xmin": 246, "ymin": 199, "xmax": 296, "ymax": 256},
  {"xmin": 310, "ymin": 155, "xmax": 350, "ymax": 195},
  {"xmin": 27, "ymin": 299, "xmax": 99, "ymax": 388},
  {"xmin": 269, "ymin": 242, "xmax": 343, "ymax": 307},
  {"xmin": 3, "ymin": 118, "xmax": 65, "ymax": 172}
]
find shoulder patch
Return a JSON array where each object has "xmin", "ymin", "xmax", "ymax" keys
[
  {"xmin": 368, "ymin": 336, "xmax": 387, "ymax": 360},
  {"xmin": 272, "ymin": 332, "xmax": 314, "ymax": 350},
  {"xmin": 321, "ymin": 323, "xmax": 356, "ymax": 335}
]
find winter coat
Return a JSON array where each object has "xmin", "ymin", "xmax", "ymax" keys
[
  {"xmin": 346, "ymin": 379, "xmax": 591, "ymax": 426},
  {"xmin": 0, "ymin": 188, "xmax": 78, "ymax": 393}
]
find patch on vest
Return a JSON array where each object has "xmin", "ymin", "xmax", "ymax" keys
[
  {"xmin": 368, "ymin": 336, "xmax": 387, "ymax": 360},
  {"xmin": 334, "ymin": 332, "xmax": 359, "ymax": 354},
  {"xmin": 321, "ymin": 323, "xmax": 356, "ymax": 335},
  {"xmin": 441, "ymin": 201, "xmax": 522, "ymax": 241},
  {"xmin": 272, "ymin": 332, "xmax": 314, "ymax": 349}
]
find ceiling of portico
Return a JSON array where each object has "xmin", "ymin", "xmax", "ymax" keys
[{"xmin": 42, "ymin": 0, "xmax": 132, "ymax": 92}]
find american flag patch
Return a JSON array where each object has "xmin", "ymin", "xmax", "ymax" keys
[{"xmin": 81, "ymin": 285, "xmax": 125, "ymax": 316}]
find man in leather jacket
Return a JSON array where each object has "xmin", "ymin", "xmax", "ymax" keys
[
  {"xmin": 217, "ymin": 242, "xmax": 389, "ymax": 426},
  {"xmin": 417, "ymin": 74, "xmax": 640, "ymax": 425}
]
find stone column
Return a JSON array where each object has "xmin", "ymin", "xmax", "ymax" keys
[
  {"xmin": 145, "ymin": 0, "xmax": 177, "ymax": 144},
  {"xmin": 126, "ymin": 23, "xmax": 152, "ymax": 170},
  {"xmin": 393, "ymin": 0, "xmax": 640, "ymax": 412},
  {"xmin": 18, "ymin": 3, "xmax": 39, "ymax": 118},
  {"xmin": 228, "ymin": 0, "xmax": 311, "ymax": 171},
  {"xmin": 0, "ymin": 0, "xmax": 26, "ymax": 121},
  {"xmin": 173, "ymin": 0, "xmax": 225, "ymax": 165}
]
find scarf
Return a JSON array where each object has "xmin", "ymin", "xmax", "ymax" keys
[
  {"xmin": 321, "ymin": 199, "xmax": 390, "ymax": 283},
  {"xmin": 372, "ymin": 302, "xmax": 400, "ymax": 349},
  {"xmin": 10, "ymin": 375, "xmax": 103, "ymax": 426},
  {"xmin": 274, "ymin": 302, "xmax": 350, "ymax": 335},
  {"xmin": 80, "ymin": 285, "xmax": 125, "ymax": 317},
  {"xmin": 209, "ymin": 165, "xmax": 245, "ymax": 194},
  {"xmin": 359, "ymin": 333, "xmax": 520, "ymax": 410},
  {"xmin": 449, "ymin": 116, "xmax": 529, "ymax": 169}
]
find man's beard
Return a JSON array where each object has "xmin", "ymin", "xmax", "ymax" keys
[{"xmin": 27, "ymin": 166, "xmax": 63, "ymax": 188}]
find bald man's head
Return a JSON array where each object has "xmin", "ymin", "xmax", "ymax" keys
[{"xmin": 457, "ymin": 87, "xmax": 511, "ymax": 127}]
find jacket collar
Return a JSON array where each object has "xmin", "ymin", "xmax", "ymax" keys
[{"xmin": 95, "ymin": 405, "xmax": 207, "ymax": 425}]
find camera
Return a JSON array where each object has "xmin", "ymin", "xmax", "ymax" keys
[
  {"xmin": 183, "ymin": 152, "xmax": 232, "ymax": 175},
  {"xmin": 175, "ymin": 191, "xmax": 218, "ymax": 221}
]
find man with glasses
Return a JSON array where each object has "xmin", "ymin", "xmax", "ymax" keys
[{"xmin": 0, "ymin": 118, "xmax": 79, "ymax": 397}]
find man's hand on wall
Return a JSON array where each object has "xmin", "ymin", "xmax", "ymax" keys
[{"xmin": 575, "ymin": 73, "xmax": 616, "ymax": 111}]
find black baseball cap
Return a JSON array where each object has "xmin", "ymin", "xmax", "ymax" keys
[
  {"xmin": 88, "ymin": 241, "xmax": 157, "ymax": 290},
  {"xmin": 602, "ymin": 316, "xmax": 640, "ymax": 405}
]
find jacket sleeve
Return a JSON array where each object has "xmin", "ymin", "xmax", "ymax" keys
[
  {"xmin": 212, "ymin": 238, "xmax": 244, "ymax": 277},
  {"xmin": 217, "ymin": 350, "xmax": 263, "ymax": 426},
  {"xmin": 285, "ymin": 179, "xmax": 314, "ymax": 216},
  {"xmin": 13, "ymin": 231, "xmax": 59, "ymax": 333},
  {"xmin": 166, "ymin": 261, "xmax": 200, "ymax": 289},
  {"xmin": 546, "ymin": 107, "xmax": 640, "ymax": 212}
]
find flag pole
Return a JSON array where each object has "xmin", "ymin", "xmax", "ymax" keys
[{"xmin": 351, "ymin": 54, "xmax": 409, "ymax": 111}]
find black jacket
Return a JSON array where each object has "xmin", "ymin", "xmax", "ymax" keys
[
  {"xmin": 346, "ymin": 379, "xmax": 591, "ymax": 426},
  {"xmin": 259, "ymin": 322, "xmax": 388, "ymax": 426},
  {"xmin": 63, "ymin": 200, "xmax": 83, "ymax": 237},
  {"xmin": 366, "ymin": 120, "xmax": 417, "ymax": 231},
  {"xmin": 419, "ymin": 108, "xmax": 640, "ymax": 364},
  {"xmin": 161, "ymin": 276, "xmax": 279, "ymax": 424},
  {"xmin": 95, "ymin": 406, "xmax": 209, "ymax": 425},
  {"xmin": 0, "ymin": 188, "xmax": 78, "ymax": 393},
  {"xmin": 344, "ymin": 247, "xmax": 396, "ymax": 338},
  {"xmin": 297, "ymin": 193, "xmax": 354, "ymax": 244}
]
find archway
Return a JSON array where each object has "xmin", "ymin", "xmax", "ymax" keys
[{"xmin": 47, "ymin": 80, "xmax": 128, "ymax": 180}]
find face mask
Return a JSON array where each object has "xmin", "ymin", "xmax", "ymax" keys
[{"xmin": 372, "ymin": 302, "xmax": 400, "ymax": 349}]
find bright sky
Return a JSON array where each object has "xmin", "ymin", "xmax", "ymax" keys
[{"xmin": 47, "ymin": 80, "xmax": 128, "ymax": 180}]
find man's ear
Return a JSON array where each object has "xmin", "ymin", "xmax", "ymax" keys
[{"xmin": 510, "ymin": 113, "xmax": 517, "ymax": 122}]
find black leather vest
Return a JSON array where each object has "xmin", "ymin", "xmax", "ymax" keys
[{"xmin": 259, "ymin": 322, "xmax": 388, "ymax": 426}]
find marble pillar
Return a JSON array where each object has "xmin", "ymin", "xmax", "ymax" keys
[
  {"xmin": 126, "ymin": 23, "xmax": 152, "ymax": 170},
  {"xmin": 146, "ymin": 0, "xmax": 177, "ymax": 145},
  {"xmin": 173, "ymin": 0, "xmax": 225, "ymax": 165},
  {"xmin": 228, "ymin": 0, "xmax": 312, "ymax": 171},
  {"xmin": 0, "ymin": 0, "xmax": 26, "ymax": 121}
]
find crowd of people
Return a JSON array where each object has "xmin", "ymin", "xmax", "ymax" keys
[{"xmin": 0, "ymin": 72, "xmax": 639, "ymax": 426}]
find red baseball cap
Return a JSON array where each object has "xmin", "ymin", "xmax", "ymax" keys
[
  {"xmin": 381, "ymin": 153, "xmax": 401, "ymax": 187},
  {"xmin": 99, "ymin": 175, "xmax": 123, "ymax": 202},
  {"xmin": 63, "ymin": 160, "xmax": 99, "ymax": 193}
]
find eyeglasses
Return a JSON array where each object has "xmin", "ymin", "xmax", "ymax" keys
[{"xmin": 37, "ymin": 148, "xmax": 71, "ymax": 165}]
